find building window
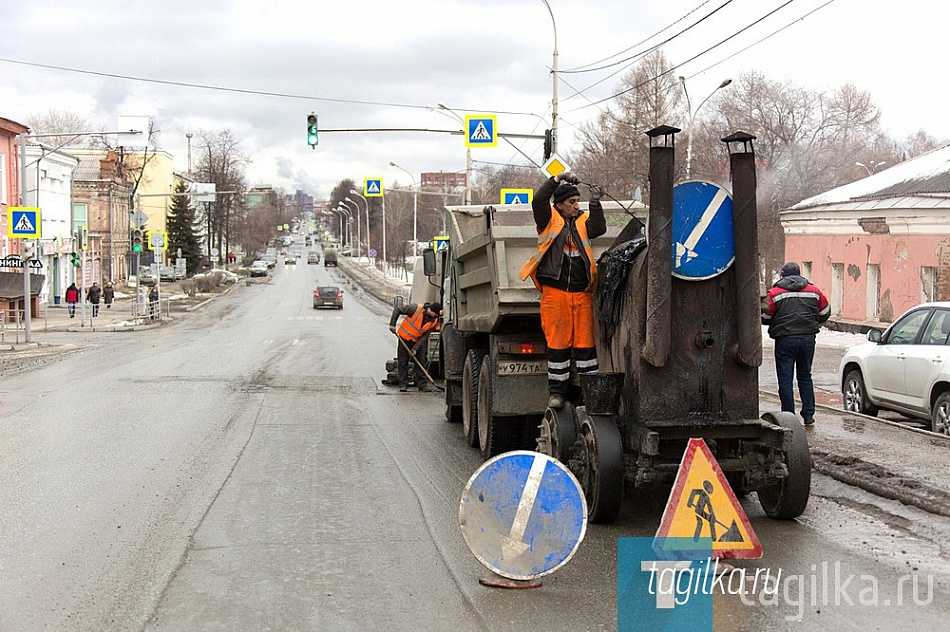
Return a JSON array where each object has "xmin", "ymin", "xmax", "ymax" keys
[
  {"xmin": 0, "ymin": 153, "xmax": 6, "ymax": 202},
  {"xmin": 922, "ymin": 266, "xmax": 937, "ymax": 303},
  {"xmin": 802, "ymin": 261, "xmax": 813, "ymax": 281},
  {"xmin": 831, "ymin": 263, "xmax": 844, "ymax": 317},
  {"xmin": 867, "ymin": 264, "xmax": 881, "ymax": 320}
]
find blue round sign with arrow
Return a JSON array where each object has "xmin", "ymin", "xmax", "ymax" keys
[
  {"xmin": 459, "ymin": 451, "xmax": 587, "ymax": 581},
  {"xmin": 672, "ymin": 181, "xmax": 735, "ymax": 280}
]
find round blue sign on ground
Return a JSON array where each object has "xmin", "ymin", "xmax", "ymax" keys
[
  {"xmin": 459, "ymin": 451, "xmax": 587, "ymax": 580},
  {"xmin": 672, "ymin": 181, "xmax": 735, "ymax": 280}
]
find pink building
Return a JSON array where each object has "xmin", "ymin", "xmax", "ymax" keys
[
  {"xmin": 0, "ymin": 116, "xmax": 30, "ymax": 258},
  {"xmin": 781, "ymin": 145, "xmax": 950, "ymax": 326}
]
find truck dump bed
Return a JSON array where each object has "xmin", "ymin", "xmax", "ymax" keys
[{"xmin": 445, "ymin": 202, "xmax": 640, "ymax": 333}]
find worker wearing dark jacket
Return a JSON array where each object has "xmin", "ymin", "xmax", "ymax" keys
[
  {"xmin": 390, "ymin": 302, "xmax": 442, "ymax": 392},
  {"xmin": 762, "ymin": 261, "xmax": 831, "ymax": 425},
  {"xmin": 521, "ymin": 171, "xmax": 607, "ymax": 409}
]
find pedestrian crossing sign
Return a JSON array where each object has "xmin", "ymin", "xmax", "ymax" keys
[
  {"xmin": 364, "ymin": 178, "xmax": 384, "ymax": 198},
  {"xmin": 148, "ymin": 231, "xmax": 168, "ymax": 251},
  {"xmin": 501, "ymin": 189, "xmax": 533, "ymax": 205},
  {"xmin": 7, "ymin": 207, "xmax": 41, "ymax": 238},
  {"xmin": 465, "ymin": 115, "xmax": 497, "ymax": 147},
  {"xmin": 654, "ymin": 438, "xmax": 761, "ymax": 559}
]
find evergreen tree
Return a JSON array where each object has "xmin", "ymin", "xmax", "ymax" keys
[{"xmin": 167, "ymin": 180, "xmax": 203, "ymax": 274}]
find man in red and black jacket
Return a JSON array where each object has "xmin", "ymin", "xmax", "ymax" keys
[{"xmin": 762, "ymin": 262, "xmax": 831, "ymax": 426}]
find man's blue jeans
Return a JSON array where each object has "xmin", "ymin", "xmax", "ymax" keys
[{"xmin": 774, "ymin": 336, "xmax": 816, "ymax": 419}]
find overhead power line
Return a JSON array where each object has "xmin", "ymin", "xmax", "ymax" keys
[
  {"xmin": 561, "ymin": 0, "xmax": 718, "ymax": 73},
  {"xmin": 566, "ymin": 0, "xmax": 800, "ymax": 113},
  {"xmin": 559, "ymin": 0, "xmax": 737, "ymax": 75},
  {"xmin": 0, "ymin": 56, "xmax": 540, "ymax": 119}
]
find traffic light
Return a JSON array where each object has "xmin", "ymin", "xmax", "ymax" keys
[
  {"xmin": 543, "ymin": 129, "xmax": 554, "ymax": 161},
  {"xmin": 21, "ymin": 240, "xmax": 35, "ymax": 260},
  {"xmin": 132, "ymin": 229, "xmax": 143, "ymax": 253},
  {"xmin": 70, "ymin": 252, "xmax": 80, "ymax": 267},
  {"xmin": 307, "ymin": 113, "xmax": 318, "ymax": 148}
]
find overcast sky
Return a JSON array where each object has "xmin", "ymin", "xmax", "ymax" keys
[{"xmin": 1, "ymin": 0, "xmax": 946, "ymax": 200}]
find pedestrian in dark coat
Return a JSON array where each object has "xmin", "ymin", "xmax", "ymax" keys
[
  {"xmin": 103, "ymin": 282, "xmax": 115, "ymax": 308},
  {"xmin": 762, "ymin": 262, "xmax": 831, "ymax": 426},
  {"xmin": 87, "ymin": 282, "xmax": 102, "ymax": 317},
  {"xmin": 148, "ymin": 285, "xmax": 159, "ymax": 320},
  {"xmin": 65, "ymin": 283, "xmax": 80, "ymax": 318}
]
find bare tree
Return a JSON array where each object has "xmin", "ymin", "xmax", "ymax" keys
[
  {"xmin": 194, "ymin": 130, "xmax": 249, "ymax": 263},
  {"xmin": 574, "ymin": 50, "xmax": 685, "ymax": 203},
  {"xmin": 25, "ymin": 109, "xmax": 102, "ymax": 148}
]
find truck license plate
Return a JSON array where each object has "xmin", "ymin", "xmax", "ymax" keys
[{"xmin": 497, "ymin": 360, "xmax": 545, "ymax": 376}]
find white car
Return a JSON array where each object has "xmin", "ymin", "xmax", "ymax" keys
[
  {"xmin": 249, "ymin": 260, "xmax": 269, "ymax": 277},
  {"xmin": 839, "ymin": 301, "xmax": 950, "ymax": 434}
]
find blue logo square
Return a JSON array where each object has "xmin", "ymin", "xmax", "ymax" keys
[{"xmin": 618, "ymin": 537, "xmax": 713, "ymax": 632}]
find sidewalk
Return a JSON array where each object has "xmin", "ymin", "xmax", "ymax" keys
[
  {"xmin": 336, "ymin": 257, "xmax": 411, "ymax": 305},
  {"xmin": 0, "ymin": 280, "xmax": 228, "ymax": 344}
]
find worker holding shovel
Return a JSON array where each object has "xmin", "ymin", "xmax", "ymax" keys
[{"xmin": 389, "ymin": 301, "xmax": 442, "ymax": 392}]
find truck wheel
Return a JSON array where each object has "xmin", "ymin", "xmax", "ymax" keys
[
  {"xmin": 462, "ymin": 350, "xmax": 486, "ymax": 448},
  {"xmin": 477, "ymin": 355, "xmax": 518, "ymax": 459},
  {"xmin": 537, "ymin": 402, "xmax": 576, "ymax": 463},
  {"xmin": 446, "ymin": 403, "xmax": 462, "ymax": 424},
  {"xmin": 572, "ymin": 412, "xmax": 624, "ymax": 524},
  {"xmin": 757, "ymin": 411, "xmax": 811, "ymax": 520},
  {"xmin": 843, "ymin": 369, "xmax": 878, "ymax": 416}
]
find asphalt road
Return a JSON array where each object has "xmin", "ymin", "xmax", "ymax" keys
[{"xmin": 1, "ymin": 253, "xmax": 947, "ymax": 631}]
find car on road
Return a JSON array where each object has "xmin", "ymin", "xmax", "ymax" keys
[
  {"xmin": 249, "ymin": 260, "xmax": 269, "ymax": 277},
  {"xmin": 313, "ymin": 285, "xmax": 343, "ymax": 309},
  {"xmin": 307, "ymin": 251, "xmax": 320, "ymax": 264},
  {"xmin": 285, "ymin": 253, "xmax": 298, "ymax": 264},
  {"xmin": 839, "ymin": 301, "xmax": 950, "ymax": 434},
  {"xmin": 260, "ymin": 254, "xmax": 277, "ymax": 268}
]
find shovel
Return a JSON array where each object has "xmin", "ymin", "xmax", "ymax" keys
[{"xmin": 393, "ymin": 331, "xmax": 445, "ymax": 392}]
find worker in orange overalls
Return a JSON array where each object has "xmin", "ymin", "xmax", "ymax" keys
[
  {"xmin": 390, "ymin": 301, "xmax": 442, "ymax": 392},
  {"xmin": 521, "ymin": 172, "xmax": 606, "ymax": 409}
]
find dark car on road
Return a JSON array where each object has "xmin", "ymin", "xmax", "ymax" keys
[{"xmin": 313, "ymin": 285, "xmax": 343, "ymax": 309}]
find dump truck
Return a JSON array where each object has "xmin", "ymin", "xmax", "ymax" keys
[{"xmin": 428, "ymin": 199, "xmax": 638, "ymax": 459}]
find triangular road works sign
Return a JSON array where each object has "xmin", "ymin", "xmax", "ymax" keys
[{"xmin": 655, "ymin": 438, "xmax": 762, "ymax": 559}]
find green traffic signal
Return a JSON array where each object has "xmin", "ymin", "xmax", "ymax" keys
[
  {"xmin": 70, "ymin": 252, "xmax": 80, "ymax": 267},
  {"xmin": 132, "ymin": 229, "xmax": 143, "ymax": 252},
  {"xmin": 307, "ymin": 113, "xmax": 318, "ymax": 147}
]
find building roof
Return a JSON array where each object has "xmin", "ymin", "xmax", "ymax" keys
[
  {"xmin": 73, "ymin": 154, "xmax": 104, "ymax": 181},
  {"xmin": 788, "ymin": 143, "xmax": 950, "ymax": 212}
]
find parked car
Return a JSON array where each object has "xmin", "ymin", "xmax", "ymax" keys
[
  {"xmin": 193, "ymin": 269, "xmax": 240, "ymax": 285},
  {"xmin": 249, "ymin": 260, "xmax": 269, "ymax": 277},
  {"xmin": 260, "ymin": 255, "xmax": 277, "ymax": 268},
  {"xmin": 307, "ymin": 251, "xmax": 320, "ymax": 264},
  {"xmin": 839, "ymin": 301, "xmax": 950, "ymax": 434},
  {"xmin": 313, "ymin": 285, "xmax": 343, "ymax": 309}
]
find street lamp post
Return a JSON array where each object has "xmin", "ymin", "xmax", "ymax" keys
[
  {"xmin": 334, "ymin": 206, "xmax": 351, "ymax": 248},
  {"xmin": 389, "ymin": 161, "xmax": 418, "ymax": 257},
  {"xmin": 349, "ymin": 190, "xmax": 372, "ymax": 264},
  {"xmin": 435, "ymin": 102, "xmax": 473, "ymax": 204},
  {"xmin": 541, "ymin": 0, "xmax": 558, "ymax": 155},
  {"xmin": 342, "ymin": 198, "xmax": 361, "ymax": 260},
  {"xmin": 679, "ymin": 77, "xmax": 732, "ymax": 179}
]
